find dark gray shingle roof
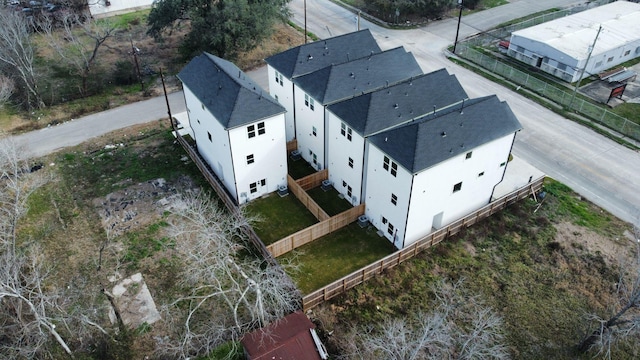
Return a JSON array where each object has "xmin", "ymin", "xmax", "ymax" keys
[
  {"xmin": 264, "ymin": 30, "xmax": 381, "ymax": 79},
  {"xmin": 326, "ymin": 69, "xmax": 468, "ymax": 136},
  {"xmin": 293, "ymin": 47, "xmax": 423, "ymax": 105},
  {"xmin": 177, "ymin": 53, "xmax": 285, "ymax": 129},
  {"xmin": 369, "ymin": 95, "xmax": 523, "ymax": 173}
]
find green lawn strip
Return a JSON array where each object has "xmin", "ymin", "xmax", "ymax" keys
[
  {"xmin": 281, "ymin": 223, "xmax": 395, "ymax": 294},
  {"xmin": 246, "ymin": 193, "xmax": 318, "ymax": 245},
  {"xmin": 306, "ymin": 186, "xmax": 353, "ymax": 216},
  {"xmin": 287, "ymin": 157, "xmax": 317, "ymax": 179}
]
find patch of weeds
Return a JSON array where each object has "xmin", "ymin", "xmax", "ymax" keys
[
  {"xmin": 135, "ymin": 322, "xmax": 152, "ymax": 335},
  {"xmin": 121, "ymin": 221, "xmax": 172, "ymax": 269},
  {"xmin": 199, "ymin": 341, "xmax": 243, "ymax": 360},
  {"xmin": 543, "ymin": 179, "xmax": 614, "ymax": 232}
]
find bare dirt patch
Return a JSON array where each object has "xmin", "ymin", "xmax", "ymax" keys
[{"xmin": 554, "ymin": 221, "xmax": 635, "ymax": 267}]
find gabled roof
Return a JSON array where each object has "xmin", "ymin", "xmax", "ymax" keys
[
  {"xmin": 241, "ymin": 311, "xmax": 323, "ymax": 360},
  {"xmin": 294, "ymin": 47, "xmax": 423, "ymax": 105},
  {"xmin": 265, "ymin": 29, "xmax": 381, "ymax": 79},
  {"xmin": 326, "ymin": 69, "xmax": 468, "ymax": 136},
  {"xmin": 177, "ymin": 53, "xmax": 285, "ymax": 129},
  {"xmin": 369, "ymin": 95, "xmax": 522, "ymax": 173}
]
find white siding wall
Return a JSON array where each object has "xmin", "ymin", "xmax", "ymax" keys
[
  {"xmin": 267, "ymin": 66, "xmax": 296, "ymax": 141},
  {"xmin": 183, "ymin": 86, "xmax": 237, "ymax": 200},
  {"xmin": 326, "ymin": 112, "xmax": 365, "ymax": 205},
  {"xmin": 403, "ymin": 134, "xmax": 516, "ymax": 247},
  {"xmin": 364, "ymin": 144, "xmax": 412, "ymax": 249},
  {"xmin": 228, "ymin": 114, "xmax": 288, "ymax": 204},
  {"xmin": 294, "ymin": 85, "xmax": 325, "ymax": 170}
]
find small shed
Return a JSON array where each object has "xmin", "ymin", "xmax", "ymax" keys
[{"xmin": 241, "ymin": 311, "xmax": 328, "ymax": 360}]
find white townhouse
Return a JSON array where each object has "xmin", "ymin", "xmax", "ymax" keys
[
  {"xmin": 508, "ymin": 1, "xmax": 640, "ymax": 82},
  {"xmin": 363, "ymin": 95, "xmax": 522, "ymax": 249},
  {"xmin": 178, "ymin": 53, "xmax": 288, "ymax": 205},
  {"xmin": 265, "ymin": 30, "xmax": 381, "ymax": 141},
  {"xmin": 291, "ymin": 47, "xmax": 422, "ymax": 171},
  {"xmin": 326, "ymin": 69, "xmax": 468, "ymax": 206}
]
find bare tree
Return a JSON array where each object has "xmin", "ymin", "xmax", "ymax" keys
[
  {"xmin": 0, "ymin": 73, "xmax": 14, "ymax": 108},
  {"xmin": 157, "ymin": 190, "xmax": 300, "ymax": 359},
  {"xmin": 0, "ymin": 9, "xmax": 44, "ymax": 110},
  {"xmin": 578, "ymin": 223, "xmax": 640, "ymax": 359},
  {"xmin": 0, "ymin": 137, "xmax": 75, "ymax": 358},
  {"xmin": 340, "ymin": 279, "xmax": 509, "ymax": 360},
  {"xmin": 40, "ymin": 10, "xmax": 117, "ymax": 97}
]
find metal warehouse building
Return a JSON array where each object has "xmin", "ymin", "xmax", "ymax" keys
[{"xmin": 508, "ymin": 1, "xmax": 640, "ymax": 83}]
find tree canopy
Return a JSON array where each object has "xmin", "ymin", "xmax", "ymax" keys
[{"xmin": 147, "ymin": 0, "xmax": 290, "ymax": 60}]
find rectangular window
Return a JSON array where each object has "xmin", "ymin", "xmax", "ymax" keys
[
  {"xmin": 275, "ymin": 71, "xmax": 283, "ymax": 86},
  {"xmin": 207, "ymin": 131, "xmax": 212, "ymax": 142},
  {"xmin": 246, "ymin": 154, "xmax": 254, "ymax": 165},
  {"xmin": 312, "ymin": 153, "xmax": 318, "ymax": 165},
  {"xmin": 341, "ymin": 123, "xmax": 353, "ymax": 141},
  {"xmin": 347, "ymin": 185, "xmax": 352, "ymax": 197},
  {"xmin": 382, "ymin": 216, "xmax": 388, "ymax": 224},
  {"xmin": 391, "ymin": 193, "xmax": 397, "ymax": 205},
  {"xmin": 274, "ymin": 94, "xmax": 279, "ymax": 102},
  {"xmin": 247, "ymin": 125, "xmax": 256, "ymax": 138},
  {"xmin": 383, "ymin": 156, "xmax": 397, "ymax": 177},
  {"xmin": 391, "ymin": 162, "xmax": 397, "ymax": 177},
  {"xmin": 624, "ymin": 50, "xmax": 631, "ymax": 56},
  {"xmin": 342, "ymin": 180, "xmax": 347, "ymax": 188},
  {"xmin": 558, "ymin": 63, "xmax": 567, "ymax": 71},
  {"xmin": 348, "ymin": 157, "xmax": 354, "ymax": 168},
  {"xmin": 312, "ymin": 126, "xmax": 317, "ymax": 136},
  {"xmin": 465, "ymin": 151, "xmax": 472, "ymax": 159},
  {"xmin": 387, "ymin": 222, "xmax": 395, "ymax": 236},
  {"xmin": 304, "ymin": 94, "xmax": 314, "ymax": 110},
  {"xmin": 453, "ymin": 182, "xmax": 462, "ymax": 193},
  {"xmin": 500, "ymin": 162, "xmax": 506, "ymax": 167},
  {"xmin": 250, "ymin": 182, "xmax": 257, "ymax": 193},
  {"xmin": 260, "ymin": 179, "xmax": 266, "ymax": 186},
  {"xmin": 383, "ymin": 156, "xmax": 390, "ymax": 171},
  {"xmin": 257, "ymin": 122, "xmax": 265, "ymax": 135},
  {"xmin": 595, "ymin": 61, "xmax": 603, "ymax": 68},
  {"xmin": 607, "ymin": 56, "xmax": 614, "ymax": 63},
  {"xmin": 478, "ymin": 171, "xmax": 485, "ymax": 177}
]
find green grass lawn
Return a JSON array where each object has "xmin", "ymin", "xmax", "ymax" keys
[
  {"xmin": 287, "ymin": 157, "xmax": 317, "ymax": 179},
  {"xmin": 246, "ymin": 193, "xmax": 318, "ymax": 245},
  {"xmin": 280, "ymin": 223, "xmax": 396, "ymax": 294},
  {"xmin": 306, "ymin": 186, "xmax": 353, "ymax": 216}
]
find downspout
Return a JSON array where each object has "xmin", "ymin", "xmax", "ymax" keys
[
  {"xmin": 359, "ymin": 139, "xmax": 367, "ymax": 205},
  {"xmin": 228, "ymin": 130, "xmax": 239, "ymax": 204},
  {"xmin": 490, "ymin": 132, "xmax": 518, "ymax": 201}
]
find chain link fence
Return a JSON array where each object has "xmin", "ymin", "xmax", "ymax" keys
[{"xmin": 456, "ymin": 0, "xmax": 640, "ymax": 142}]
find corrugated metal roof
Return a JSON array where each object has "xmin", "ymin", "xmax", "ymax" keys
[
  {"xmin": 241, "ymin": 311, "xmax": 322, "ymax": 360},
  {"xmin": 512, "ymin": 1, "xmax": 640, "ymax": 60}
]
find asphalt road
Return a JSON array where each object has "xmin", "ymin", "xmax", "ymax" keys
[{"xmin": 10, "ymin": 0, "xmax": 640, "ymax": 227}]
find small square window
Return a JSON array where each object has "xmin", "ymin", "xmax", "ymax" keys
[
  {"xmin": 465, "ymin": 151, "xmax": 472, "ymax": 159},
  {"xmin": 453, "ymin": 182, "xmax": 462, "ymax": 193},
  {"xmin": 305, "ymin": 94, "xmax": 315, "ymax": 110},
  {"xmin": 247, "ymin": 125, "xmax": 256, "ymax": 138},
  {"xmin": 260, "ymin": 179, "xmax": 266, "ymax": 186},
  {"xmin": 607, "ymin": 56, "xmax": 614, "ymax": 63},
  {"xmin": 341, "ymin": 123, "xmax": 346, "ymax": 136},
  {"xmin": 312, "ymin": 126, "xmax": 317, "ymax": 136},
  {"xmin": 250, "ymin": 182, "xmax": 257, "ymax": 193},
  {"xmin": 500, "ymin": 162, "xmax": 506, "ymax": 167},
  {"xmin": 387, "ymin": 223, "xmax": 395, "ymax": 236},
  {"xmin": 246, "ymin": 154, "xmax": 254, "ymax": 165},
  {"xmin": 342, "ymin": 180, "xmax": 347, "ymax": 188},
  {"xmin": 383, "ymin": 156, "xmax": 390, "ymax": 171},
  {"xmin": 391, "ymin": 162, "xmax": 397, "ymax": 177},
  {"xmin": 478, "ymin": 171, "xmax": 485, "ymax": 177},
  {"xmin": 257, "ymin": 122, "xmax": 265, "ymax": 135},
  {"xmin": 274, "ymin": 94, "xmax": 279, "ymax": 102},
  {"xmin": 382, "ymin": 216, "xmax": 388, "ymax": 224},
  {"xmin": 347, "ymin": 186, "xmax": 352, "ymax": 197},
  {"xmin": 207, "ymin": 131, "xmax": 212, "ymax": 142},
  {"xmin": 391, "ymin": 193, "xmax": 397, "ymax": 205},
  {"xmin": 624, "ymin": 50, "xmax": 631, "ymax": 56},
  {"xmin": 347, "ymin": 128, "xmax": 352, "ymax": 141},
  {"xmin": 348, "ymin": 157, "xmax": 354, "ymax": 168}
]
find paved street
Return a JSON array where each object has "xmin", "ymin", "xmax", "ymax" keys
[{"xmin": 10, "ymin": 0, "xmax": 640, "ymax": 226}]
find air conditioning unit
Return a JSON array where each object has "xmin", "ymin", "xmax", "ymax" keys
[
  {"xmin": 321, "ymin": 179, "xmax": 332, "ymax": 191},
  {"xmin": 277, "ymin": 185, "xmax": 289, "ymax": 197},
  {"xmin": 357, "ymin": 215, "xmax": 369, "ymax": 228},
  {"xmin": 290, "ymin": 149, "xmax": 301, "ymax": 161}
]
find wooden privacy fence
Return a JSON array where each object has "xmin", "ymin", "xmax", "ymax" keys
[
  {"xmin": 286, "ymin": 139, "xmax": 298, "ymax": 154},
  {"xmin": 296, "ymin": 169, "xmax": 328, "ymax": 191},
  {"xmin": 267, "ymin": 204, "xmax": 366, "ymax": 257},
  {"xmin": 287, "ymin": 175, "xmax": 329, "ymax": 221},
  {"xmin": 301, "ymin": 176, "xmax": 545, "ymax": 311}
]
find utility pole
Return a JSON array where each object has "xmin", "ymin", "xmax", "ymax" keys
[
  {"xmin": 130, "ymin": 36, "xmax": 143, "ymax": 92},
  {"xmin": 569, "ymin": 25, "xmax": 602, "ymax": 109},
  {"xmin": 160, "ymin": 68, "xmax": 174, "ymax": 131},
  {"xmin": 453, "ymin": 0, "xmax": 463, "ymax": 54}
]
